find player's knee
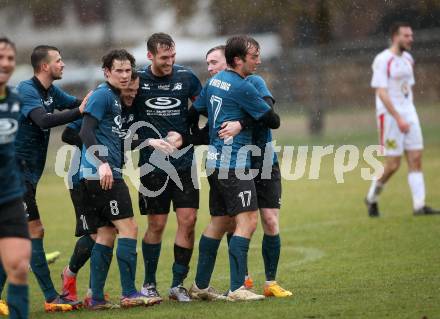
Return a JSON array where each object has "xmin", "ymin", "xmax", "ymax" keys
[
  {"xmin": 408, "ymin": 155, "xmax": 422, "ymax": 171},
  {"xmin": 148, "ymin": 218, "xmax": 167, "ymax": 234},
  {"xmin": 97, "ymin": 227, "xmax": 116, "ymax": 246},
  {"xmin": 250, "ymin": 220, "xmax": 258, "ymax": 234},
  {"xmin": 262, "ymin": 215, "xmax": 279, "ymax": 235},
  {"xmin": 243, "ymin": 215, "xmax": 258, "ymax": 235},
  {"xmin": 127, "ymin": 223, "xmax": 138, "ymax": 238},
  {"xmin": 178, "ymin": 213, "xmax": 197, "ymax": 230},
  {"xmin": 387, "ymin": 159, "xmax": 401, "ymax": 173},
  {"xmin": 6, "ymin": 258, "xmax": 29, "ymax": 283}
]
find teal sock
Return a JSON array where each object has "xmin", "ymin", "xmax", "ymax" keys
[
  {"xmin": 195, "ymin": 235, "xmax": 221, "ymax": 289},
  {"xmin": 141, "ymin": 241, "xmax": 161, "ymax": 286},
  {"xmin": 7, "ymin": 283, "xmax": 28, "ymax": 319},
  {"xmin": 30, "ymin": 239, "xmax": 57, "ymax": 301},
  {"xmin": 171, "ymin": 244, "xmax": 193, "ymax": 288},
  {"xmin": 0, "ymin": 262, "xmax": 6, "ymax": 298},
  {"xmin": 262, "ymin": 234, "xmax": 281, "ymax": 281},
  {"xmin": 116, "ymin": 238, "xmax": 137, "ymax": 297},
  {"xmin": 69, "ymin": 235, "xmax": 95, "ymax": 274},
  {"xmin": 226, "ymin": 233, "xmax": 233, "ymax": 246},
  {"xmin": 90, "ymin": 243, "xmax": 113, "ymax": 301},
  {"xmin": 227, "ymin": 233, "xmax": 248, "ymax": 276},
  {"xmin": 171, "ymin": 263, "xmax": 188, "ymax": 288},
  {"xmin": 228, "ymin": 236, "xmax": 250, "ymax": 292}
]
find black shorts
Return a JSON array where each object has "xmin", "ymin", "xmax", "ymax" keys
[
  {"xmin": 254, "ymin": 163, "xmax": 282, "ymax": 209},
  {"xmin": 208, "ymin": 169, "xmax": 258, "ymax": 217},
  {"xmin": 23, "ymin": 181, "xmax": 40, "ymax": 221},
  {"xmin": 83, "ymin": 179, "xmax": 134, "ymax": 229},
  {"xmin": 0, "ymin": 197, "xmax": 30, "ymax": 239},
  {"xmin": 138, "ymin": 169, "xmax": 199, "ymax": 215},
  {"xmin": 70, "ymin": 184, "xmax": 97, "ymax": 237}
]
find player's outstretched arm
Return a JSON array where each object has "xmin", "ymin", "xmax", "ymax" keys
[
  {"xmin": 28, "ymin": 91, "xmax": 92, "ymax": 130},
  {"xmin": 29, "ymin": 107, "xmax": 81, "ymax": 130}
]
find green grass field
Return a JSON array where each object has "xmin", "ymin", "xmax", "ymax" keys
[{"xmin": 27, "ymin": 106, "xmax": 440, "ymax": 318}]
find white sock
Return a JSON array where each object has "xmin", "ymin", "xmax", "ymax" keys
[
  {"xmin": 408, "ymin": 171, "xmax": 425, "ymax": 210},
  {"xmin": 366, "ymin": 179, "xmax": 384, "ymax": 203}
]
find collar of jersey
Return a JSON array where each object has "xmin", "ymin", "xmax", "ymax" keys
[
  {"xmin": 146, "ymin": 65, "xmax": 173, "ymax": 81},
  {"xmin": 225, "ymin": 69, "xmax": 245, "ymax": 79},
  {"xmin": 31, "ymin": 76, "xmax": 51, "ymax": 95},
  {"xmin": 105, "ymin": 81, "xmax": 121, "ymax": 95}
]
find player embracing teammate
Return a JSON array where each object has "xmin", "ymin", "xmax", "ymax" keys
[{"xmin": 190, "ymin": 35, "xmax": 291, "ymax": 301}]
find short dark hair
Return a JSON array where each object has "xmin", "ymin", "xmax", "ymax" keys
[
  {"xmin": 206, "ymin": 45, "xmax": 225, "ymax": 59},
  {"xmin": 0, "ymin": 37, "xmax": 16, "ymax": 52},
  {"xmin": 31, "ymin": 45, "xmax": 60, "ymax": 72},
  {"xmin": 390, "ymin": 21, "xmax": 411, "ymax": 38},
  {"xmin": 101, "ymin": 49, "xmax": 136, "ymax": 70},
  {"xmin": 225, "ymin": 35, "xmax": 260, "ymax": 68},
  {"xmin": 147, "ymin": 33, "xmax": 175, "ymax": 55}
]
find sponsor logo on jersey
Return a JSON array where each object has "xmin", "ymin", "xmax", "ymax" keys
[
  {"xmin": 11, "ymin": 102, "xmax": 19, "ymax": 112},
  {"xmin": 122, "ymin": 113, "xmax": 134, "ymax": 124},
  {"xmin": 401, "ymin": 82, "xmax": 409, "ymax": 98},
  {"xmin": 0, "ymin": 118, "xmax": 19, "ymax": 144},
  {"xmin": 145, "ymin": 97, "xmax": 181, "ymax": 110},
  {"xmin": 142, "ymin": 83, "xmax": 150, "ymax": 90},
  {"xmin": 43, "ymin": 97, "xmax": 54, "ymax": 106},
  {"xmin": 114, "ymin": 115, "xmax": 122, "ymax": 128},
  {"xmin": 172, "ymin": 82, "xmax": 182, "ymax": 91},
  {"xmin": 158, "ymin": 84, "xmax": 170, "ymax": 90},
  {"xmin": 207, "ymin": 151, "xmax": 220, "ymax": 160}
]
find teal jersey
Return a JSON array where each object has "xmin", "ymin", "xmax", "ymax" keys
[
  {"xmin": 15, "ymin": 77, "xmax": 78, "ymax": 185},
  {"xmin": 193, "ymin": 70, "xmax": 271, "ymax": 169},
  {"xmin": 80, "ymin": 82, "xmax": 124, "ymax": 180},
  {"xmin": 0, "ymin": 87, "xmax": 24, "ymax": 204},
  {"xmin": 246, "ymin": 75, "xmax": 278, "ymax": 168},
  {"xmin": 133, "ymin": 64, "xmax": 201, "ymax": 171}
]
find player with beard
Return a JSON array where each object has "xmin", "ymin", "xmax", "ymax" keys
[
  {"xmin": 191, "ymin": 35, "xmax": 281, "ymax": 301},
  {"xmin": 365, "ymin": 22, "xmax": 439, "ymax": 217},
  {"xmin": 190, "ymin": 44, "xmax": 291, "ymax": 300},
  {"xmin": 133, "ymin": 33, "xmax": 202, "ymax": 302},
  {"xmin": 190, "ymin": 46, "xmax": 292, "ymax": 297},
  {"xmin": 14, "ymin": 45, "xmax": 90, "ymax": 312}
]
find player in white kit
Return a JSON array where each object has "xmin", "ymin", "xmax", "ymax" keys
[{"xmin": 365, "ymin": 22, "xmax": 439, "ymax": 217}]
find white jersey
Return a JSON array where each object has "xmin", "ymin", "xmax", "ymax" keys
[{"xmin": 371, "ymin": 49, "xmax": 416, "ymax": 116}]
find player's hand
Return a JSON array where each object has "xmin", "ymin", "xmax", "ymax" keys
[
  {"xmin": 79, "ymin": 91, "xmax": 93, "ymax": 114},
  {"xmin": 218, "ymin": 121, "xmax": 242, "ymax": 139},
  {"xmin": 165, "ymin": 131, "xmax": 183, "ymax": 148},
  {"xmin": 396, "ymin": 116, "xmax": 410, "ymax": 133},
  {"xmin": 149, "ymin": 138, "xmax": 176, "ymax": 155},
  {"xmin": 98, "ymin": 162, "xmax": 114, "ymax": 190}
]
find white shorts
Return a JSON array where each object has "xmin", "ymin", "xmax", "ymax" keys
[{"xmin": 377, "ymin": 111, "xmax": 423, "ymax": 156}]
